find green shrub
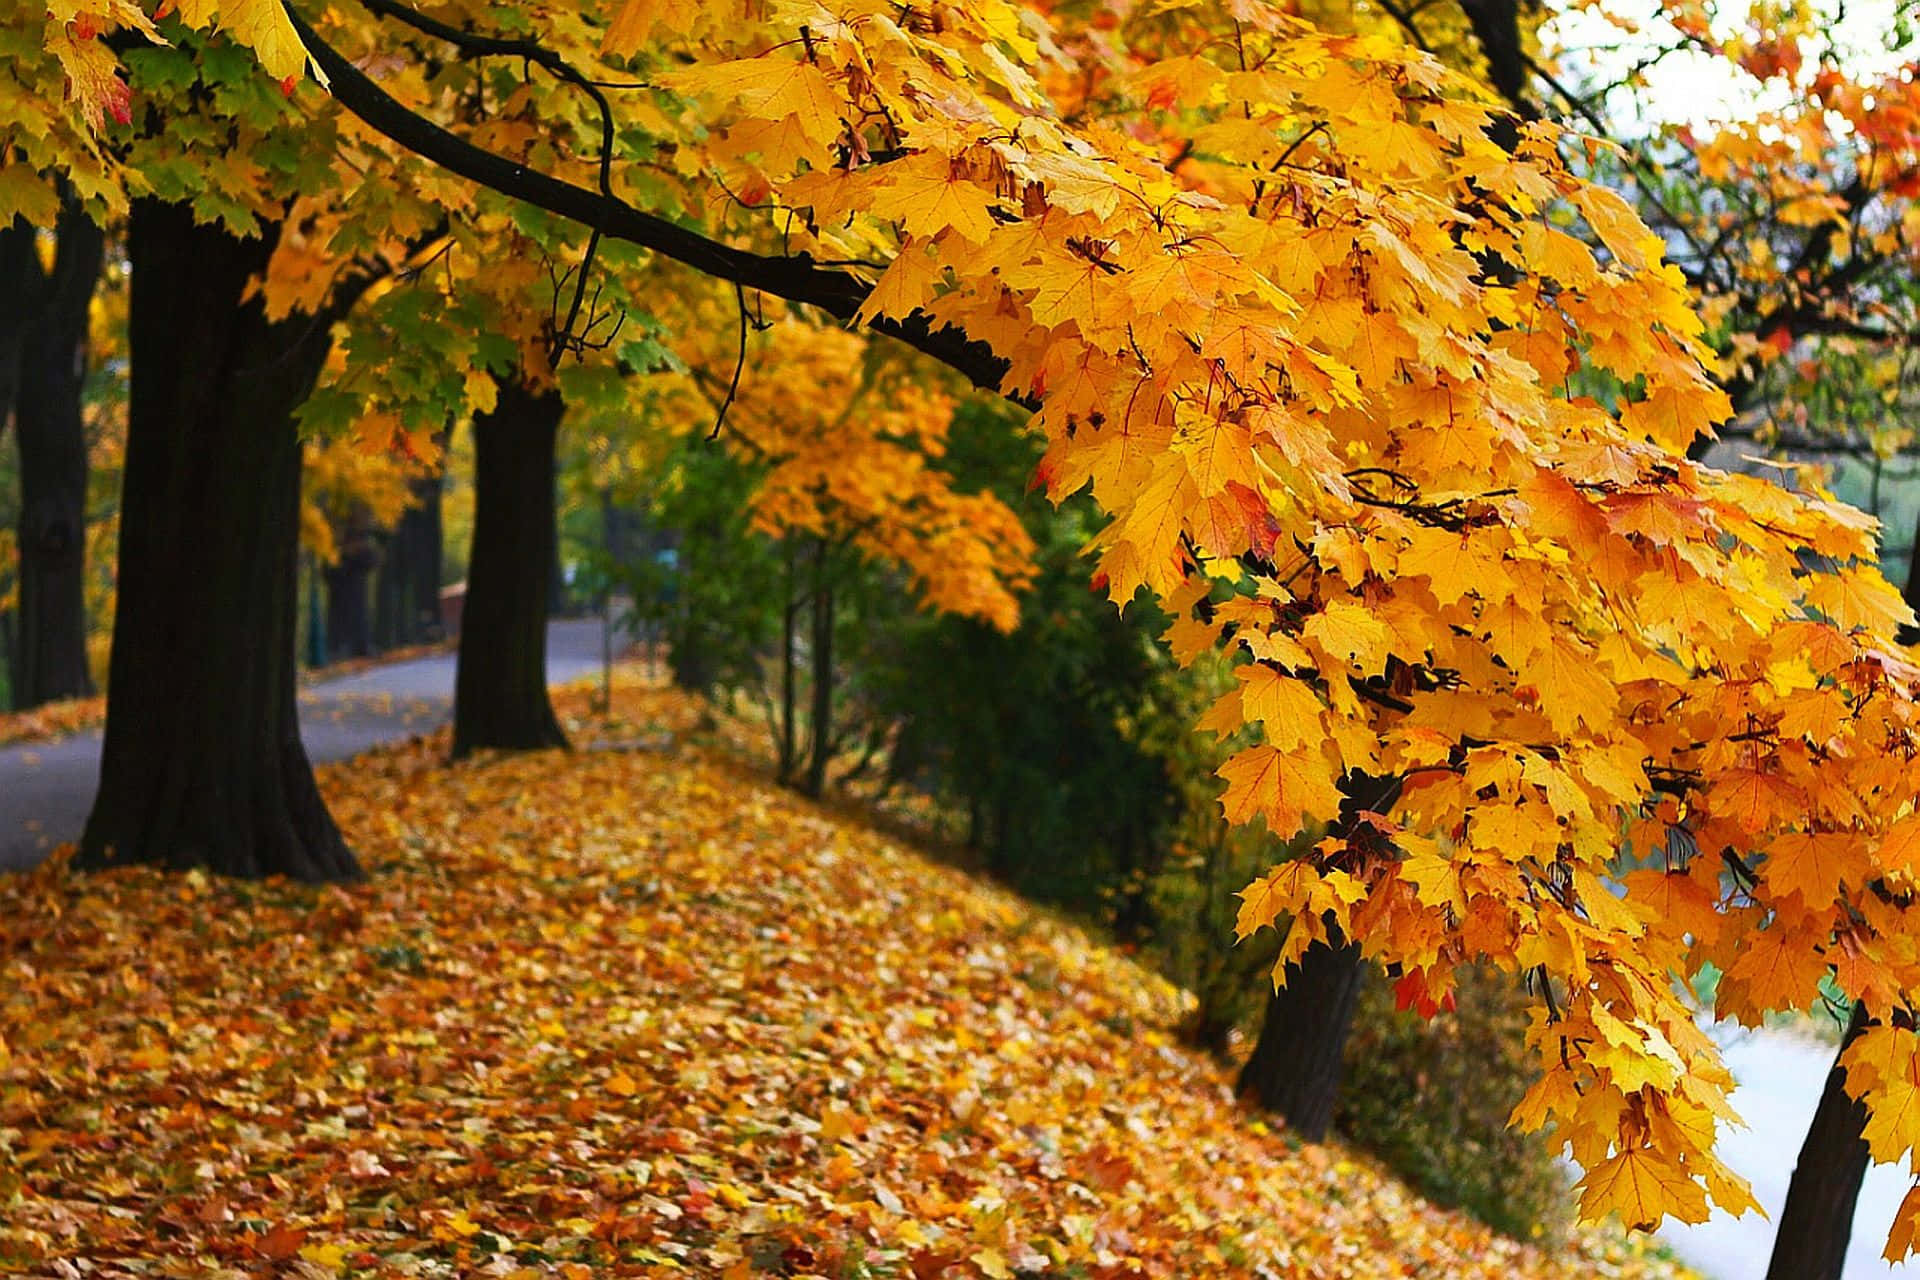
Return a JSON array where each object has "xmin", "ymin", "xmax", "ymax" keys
[{"xmin": 1338, "ymin": 965, "xmax": 1570, "ymax": 1241}]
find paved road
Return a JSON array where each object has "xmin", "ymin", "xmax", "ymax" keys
[
  {"xmin": 0, "ymin": 617, "xmax": 617, "ymax": 872},
  {"xmin": 1656, "ymin": 1023, "xmax": 1917, "ymax": 1279}
]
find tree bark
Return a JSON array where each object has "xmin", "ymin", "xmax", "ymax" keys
[
  {"xmin": 1766, "ymin": 1003, "xmax": 1873, "ymax": 1280},
  {"xmin": 1236, "ymin": 926, "xmax": 1366, "ymax": 1141},
  {"xmin": 0, "ymin": 220, "xmax": 27, "ymax": 711},
  {"xmin": 78, "ymin": 198, "xmax": 358, "ymax": 882},
  {"xmin": 1456, "ymin": 0, "xmax": 1535, "ymax": 116},
  {"xmin": 452, "ymin": 378, "xmax": 568, "ymax": 757},
  {"xmin": 548, "ymin": 463, "xmax": 569, "ymax": 618},
  {"xmin": 9, "ymin": 199, "xmax": 104, "ymax": 708}
]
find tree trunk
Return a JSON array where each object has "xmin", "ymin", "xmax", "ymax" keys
[
  {"xmin": 373, "ymin": 459, "xmax": 446, "ymax": 650},
  {"xmin": 323, "ymin": 559, "xmax": 373, "ymax": 659},
  {"xmin": 549, "ymin": 495, "xmax": 569, "ymax": 617},
  {"xmin": 452, "ymin": 378, "xmax": 567, "ymax": 757},
  {"xmin": 78, "ymin": 198, "xmax": 358, "ymax": 882},
  {"xmin": 0, "ymin": 219, "xmax": 28, "ymax": 710},
  {"xmin": 1766, "ymin": 1003, "xmax": 1873, "ymax": 1280},
  {"xmin": 324, "ymin": 504, "xmax": 377, "ymax": 661},
  {"xmin": 667, "ymin": 518, "xmax": 718, "ymax": 693},
  {"xmin": 1237, "ymin": 773, "xmax": 1396, "ymax": 1139},
  {"xmin": 803, "ymin": 539, "xmax": 833, "ymax": 799},
  {"xmin": 10, "ymin": 198, "xmax": 104, "ymax": 707},
  {"xmin": 0, "ymin": 216, "xmax": 33, "ymax": 440},
  {"xmin": 1236, "ymin": 925, "xmax": 1366, "ymax": 1140}
]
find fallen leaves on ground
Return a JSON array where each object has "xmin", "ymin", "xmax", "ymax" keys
[
  {"xmin": 0, "ymin": 670, "xmax": 1696, "ymax": 1279},
  {"xmin": 0, "ymin": 695, "xmax": 108, "ymax": 748},
  {"xmin": 295, "ymin": 642, "xmax": 456, "ymax": 685}
]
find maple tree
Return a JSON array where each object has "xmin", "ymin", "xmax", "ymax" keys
[
  {"xmin": 1517, "ymin": 7, "xmax": 1920, "ymax": 1272},
  {"xmin": 633, "ymin": 306, "xmax": 1036, "ymax": 790},
  {"xmin": 30, "ymin": 0, "xmax": 1920, "ymax": 1257},
  {"xmin": 23, "ymin": 14, "xmax": 431, "ymax": 881}
]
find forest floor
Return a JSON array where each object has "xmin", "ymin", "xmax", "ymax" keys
[{"xmin": 0, "ymin": 669, "xmax": 1693, "ymax": 1280}]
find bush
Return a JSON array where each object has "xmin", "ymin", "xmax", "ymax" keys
[{"xmin": 1337, "ymin": 965, "xmax": 1570, "ymax": 1241}]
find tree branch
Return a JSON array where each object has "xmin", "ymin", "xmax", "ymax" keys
[{"xmin": 283, "ymin": 2, "xmax": 1022, "ymax": 399}]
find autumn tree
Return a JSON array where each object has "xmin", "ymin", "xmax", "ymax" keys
[
  {"xmin": 623, "ymin": 303, "xmax": 1035, "ymax": 791},
  {"xmin": 1516, "ymin": 7, "xmax": 1920, "ymax": 1272},
  {"xmin": 293, "ymin": 207, "xmax": 561, "ymax": 736},
  {"xmin": 5, "ymin": 14, "xmax": 444, "ymax": 880},
  {"xmin": 42, "ymin": 0, "xmax": 1920, "ymax": 1259}
]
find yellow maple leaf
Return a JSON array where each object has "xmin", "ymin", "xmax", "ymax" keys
[
  {"xmin": 1575, "ymin": 1146, "xmax": 1710, "ymax": 1230},
  {"xmin": 1218, "ymin": 744, "xmax": 1339, "ymax": 841}
]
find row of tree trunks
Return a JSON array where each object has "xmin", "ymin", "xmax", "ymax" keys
[
  {"xmin": 78, "ymin": 198, "xmax": 358, "ymax": 881},
  {"xmin": 373, "ymin": 464, "xmax": 446, "ymax": 650},
  {"xmin": 4, "ymin": 198, "xmax": 104, "ymax": 710},
  {"xmin": 323, "ymin": 503, "xmax": 379, "ymax": 662},
  {"xmin": 75, "ymin": 199, "xmax": 564, "ymax": 875}
]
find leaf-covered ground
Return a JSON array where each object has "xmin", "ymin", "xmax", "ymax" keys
[
  {"xmin": 0, "ymin": 673, "xmax": 1694, "ymax": 1279},
  {"xmin": 0, "ymin": 696, "xmax": 108, "ymax": 749}
]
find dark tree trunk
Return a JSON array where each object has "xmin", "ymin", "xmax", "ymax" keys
[
  {"xmin": 546, "ymin": 437, "xmax": 568, "ymax": 617},
  {"xmin": 667, "ymin": 517, "xmax": 718, "ymax": 694},
  {"xmin": 10, "ymin": 199, "xmax": 104, "ymax": 708},
  {"xmin": 323, "ymin": 560, "xmax": 373, "ymax": 658},
  {"xmin": 373, "ymin": 459, "xmax": 446, "ymax": 650},
  {"xmin": 1766, "ymin": 1003, "xmax": 1873, "ymax": 1280},
  {"xmin": 1456, "ymin": 0, "xmax": 1534, "ymax": 116},
  {"xmin": 323, "ymin": 505, "xmax": 377, "ymax": 661},
  {"xmin": 1236, "ymin": 926, "xmax": 1366, "ymax": 1140},
  {"xmin": 78, "ymin": 198, "xmax": 358, "ymax": 882},
  {"xmin": 0, "ymin": 219, "xmax": 28, "ymax": 704},
  {"xmin": 803, "ymin": 540, "xmax": 833, "ymax": 799},
  {"xmin": 452, "ymin": 378, "xmax": 567, "ymax": 757},
  {"xmin": 1237, "ymin": 773, "xmax": 1396, "ymax": 1139},
  {"xmin": 0, "ymin": 217, "xmax": 33, "ymax": 440}
]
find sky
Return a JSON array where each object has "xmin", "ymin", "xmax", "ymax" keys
[{"xmin": 1543, "ymin": 0, "xmax": 1909, "ymax": 129}]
